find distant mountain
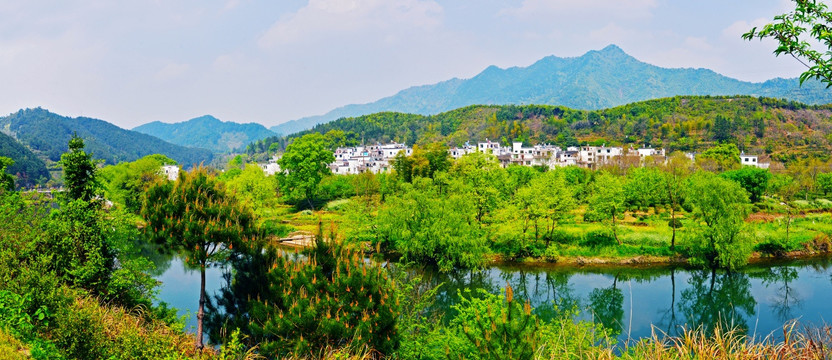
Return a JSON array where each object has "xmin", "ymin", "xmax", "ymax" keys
[
  {"xmin": 0, "ymin": 131, "xmax": 49, "ymax": 188},
  {"xmin": 0, "ymin": 108, "xmax": 213, "ymax": 167},
  {"xmin": 134, "ymin": 115, "xmax": 276, "ymax": 153},
  {"xmin": 270, "ymin": 45, "xmax": 832, "ymax": 136}
]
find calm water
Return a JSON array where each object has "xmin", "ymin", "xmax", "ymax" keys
[{"xmin": 153, "ymin": 254, "xmax": 832, "ymax": 344}]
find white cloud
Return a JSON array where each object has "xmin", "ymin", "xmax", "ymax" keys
[
  {"xmin": 503, "ymin": 0, "xmax": 658, "ymax": 20},
  {"xmin": 154, "ymin": 62, "xmax": 191, "ymax": 81},
  {"xmin": 258, "ymin": 0, "xmax": 443, "ymax": 48}
]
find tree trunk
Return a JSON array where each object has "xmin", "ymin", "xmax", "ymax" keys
[
  {"xmin": 612, "ymin": 208, "xmax": 621, "ymax": 245},
  {"xmin": 196, "ymin": 263, "xmax": 206, "ymax": 350}
]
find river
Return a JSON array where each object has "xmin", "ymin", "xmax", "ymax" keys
[{"xmin": 152, "ymin": 254, "xmax": 832, "ymax": 345}]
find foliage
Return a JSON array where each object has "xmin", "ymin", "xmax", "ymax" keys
[
  {"xmin": 60, "ymin": 134, "xmax": 102, "ymax": 203},
  {"xmin": 41, "ymin": 199, "xmax": 115, "ymax": 296},
  {"xmin": 99, "ymin": 154, "xmax": 177, "ymax": 213},
  {"xmin": 376, "ymin": 179, "xmax": 489, "ymax": 272},
  {"xmin": 224, "ymin": 164, "xmax": 279, "ymax": 208},
  {"xmin": 142, "ymin": 166, "xmax": 258, "ymax": 349},
  {"xmin": 249, "ymin": 238, "xmax": 400, "ymax": 358},
  {"xmin": 685, "ymin": 172, "xmax": 753, "ymax": 270},
  {"xmin": 743, "ymin": 0, "xmax": 832, "ymax": 87},
  {"xmin": 720, "ymin": 167, "xmax": 772, "ymax": 203},
  {"xmin": 696, "ymin": 143, "xmax": 740, "ymax": 172},
  {"xmin": 452, "ymin": 286, "xmax": 540, "ymax": 359},
  {"xmin": 586, "ymin": 173, "xmax": 626, "ymax": 244},
  {"xmin": 0, "ymin": 156, "xmax": 15, "ymax": 193},
  {"xmin": 0, "ymin": 132, "xmax": 49, "ymax": 188},
  {"xmin": 278, "ymin": 133, "xmax": 335, "ymax": 209}
]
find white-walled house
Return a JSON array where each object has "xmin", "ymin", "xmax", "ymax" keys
[
  {"xmin": 161, "ymin": 164, "xmax": 179, "ymax": 181},
  {"xmin": 740, "ymin": 153, "xmax": 770, "ymax": 169}
]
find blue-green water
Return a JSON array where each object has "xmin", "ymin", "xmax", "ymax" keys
[{"xmin": 153, "ymin": 255, "xmax": 832, "ymax": 344}]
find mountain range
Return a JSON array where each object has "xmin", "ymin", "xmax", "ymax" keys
[
  {"xmin": 0, "ymin": 108, "xmax": 214, "ymax": 185},
  {"xmin": 270, "ymin": 45, "xmax": 832, "ymax": 136},
  {"xmin": 133, "ymin": 115, "xmax": 276, "ymax": 153}
]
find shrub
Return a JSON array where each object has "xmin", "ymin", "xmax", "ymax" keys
[{"xmin": 582, "ymin": 230, "xmax": 617, "ymax": 248}]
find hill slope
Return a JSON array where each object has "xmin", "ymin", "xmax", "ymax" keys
[
  {"xmin": 270, "ymin": 45, "xmax": 832, "ymax": 135},
  {"xmin": 258, "ymin": 96, "xmax": 832, "ymax": 165},
  {"xmin": 0, "ymin": 108, "xmax": 213, "ymax": 167},
  {"xmin": 0, "ymin": 131, "xmax": 49, "ymax": 188},
  {"xmin": 133, "ymin": 115, "xmax": 276, "ymax": 153}
]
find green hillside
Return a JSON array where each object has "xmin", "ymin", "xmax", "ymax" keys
[
  {"xmin": 270, "ymin": 45, "xmax": 832, "ymax": 135},
  {"xmin": 253, "ymin": 96, "xmax": 832, "ymax": 165},
  {"xmin": 0, "ymin": 108, "xmax": 213, "ymax": 167},
  {"xmin": 133, "ymin": 115, "xmax": 276, "ymax": 153},
  {"xmin": 0, "ymin": 131, "xmax": 49, "ymax": 187}
]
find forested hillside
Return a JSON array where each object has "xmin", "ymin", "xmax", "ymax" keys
[
  {"xmin": 0, "ymin": 132, "xmax": 49, "ymax": 187},
  {"xmin": 252, "ymin": 96, "xmax": 832, "ymax": 165},
  {"xmin": 270, "ymin": 45, "xmax": 832, "ymax": 135},
  {"xmin": 0, "ymin": 108, "xmax": 213, "ymax": 167},
  {"xmin": 133, "ymin": 115, "xmax": 275, "ymax": 153}
]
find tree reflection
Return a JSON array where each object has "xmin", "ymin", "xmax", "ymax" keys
[
  {"xmin": 657, "ymin": 268, "xmax": 682, "ymax": 337},
  {"xmin": 678, "ymin": 269, "xmax": 756, "ymax": 333},
  {"xmin": 588, "ymin": 273, "xmax": 624, "ymax": 337},
  {"xmin": 204, "ymin": 243, "xmax": 282, "ymax": 345},
  {"xmin": 759, "ymin": 266, "xmax": 801, "ymax": 323}
]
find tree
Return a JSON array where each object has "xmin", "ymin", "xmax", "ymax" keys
[
  {"xmin": 685, "ymin": 172, "xmax": 752, "ymax": 270},
  {"xmin": 712, "ymin": 114, "xmax": 734, "ymax": 143},
  {"xmin": 769, "ymin": 174, "xmax": 801, "ymax": 245},
  {"xmin": 661, "ymin": 152, "xmax": 693, "ymax": 249},
  {"xmin": 0, "ymin": 156, "xmax": 15, "ymax": 193},
  {"xmin": 720, "ymin": 167, "xmax": 772, "ymax": 203},
  {"xmin": 99, "ymin": 154, "xmax": 177, "ymax": 213},
  {"xmin": 743, "ymin": 0, "xmax": 832, "ymax": 87},
  {"xmin": 586, "ymin": 173, "xmax": 626, "ymax": 245},
  {"xmin": 249, "ymin": 237, "xmax": 400, "ymax": 357},
  {"xmin": 697, "ymin": 143, "xmax": 740, "ymax": 172},
  {"xmin": 60, "ymin": 134, "xmax": 101, "ymax": 203},
  {"xmin": 277, "ymin": 133, "xmax": 335, "ymax": 209},
  {"xmin": 141, "ymin": 167, "xmax": 258, "ymax": 349}
]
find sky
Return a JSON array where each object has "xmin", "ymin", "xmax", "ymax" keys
[{"xmin": 0, "ymin": 0, "xmax": 809, "ymax": 128}]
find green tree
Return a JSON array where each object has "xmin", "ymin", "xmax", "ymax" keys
[
  {"xmin": 249, "ymin": 237, "xmax": 400, "ymax": 357},
  {"xmin": 743, "ymin": 0, "xmax": 832, "ymax": 86},
  {"xmin": 0, "ymin": 156, "xmax": 15, "ymax": 193},
  {"xmin": 697, "ymin": 143, "xmax": 740, "ymax": 172},
  {"xmin": 586, "ymin": 173, "xmax": 626, "ymax": 245},
  {"xmin": 141, "ymin": 167, "xmax": 258, "ymax": 349},
  {"xmin": 685, "ymin": 172, "xmax": 752, "ymax": 270},
  {"xmin": 452, "ymin": 151, "xmax": 503, "ymax": 224},
  {"xmin": 712, "ymin": 114, "xmax": 734, "ymax": 143},
  {"xmin": 277, "ymin": 133, "xmax": 335, "ymax": 209},
  {"xmin": 769, "ymin": 174, "xmax": 801, "ymax": 245},
  {"xmin": 60, "ymin": 134, "xmax": 101, "ymax": 203},
  {"xmin": 661, "ymin": 152, "xmax": 693, "ymax": 249},
  {"xmin": 720, "ymin": 167, "xmax": 772, "ymax": 203},
  {"xmin": 99, "ymin": 154, "xmax": 176, "ymax": 213}
]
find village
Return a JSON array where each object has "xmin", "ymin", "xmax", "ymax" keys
[{"xmin": 248, "ymin": 140, "xmax": 769, "ymax": 177}]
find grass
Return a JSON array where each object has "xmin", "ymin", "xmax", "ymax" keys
[{"xmin": 0, "ymin": 328, "xmax": 30, "ymax": 360}]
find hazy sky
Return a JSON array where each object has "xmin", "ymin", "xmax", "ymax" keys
[{"xmin": 0, "ymin": 0, "xmax": 808, "ymax": 128}]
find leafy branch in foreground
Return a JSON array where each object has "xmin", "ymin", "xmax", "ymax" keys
[{"xmin": 743, "ymin": 0, "xmax": 832, "ymax": 86}]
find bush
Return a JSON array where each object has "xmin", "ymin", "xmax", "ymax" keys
[{"xmin": 582, "ymin": 230, "xmax": 617, "ymax": 248}]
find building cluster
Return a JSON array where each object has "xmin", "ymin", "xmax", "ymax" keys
[
  {"xmin": 329, "ymin": 143, "xmax": 412, "ymax": 175},
  {"xmin": 325, "ymin": 140, "xmax": 672, "ymax": 175}
]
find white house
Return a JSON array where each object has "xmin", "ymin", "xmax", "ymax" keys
[
  {"xmin": 740, "ymin": 153, "xmax": 770, "ymax": 169},
  {"xmin": 161, "ymin": 165, "xmax": 179, "ymax": 181}
]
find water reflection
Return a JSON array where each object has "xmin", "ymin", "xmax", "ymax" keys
[{"xmin": 153, "ymin": 253, "xmax": 832, "ymax": 345}]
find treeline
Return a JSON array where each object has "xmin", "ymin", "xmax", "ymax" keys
[{"xmin": 249, "ymin": 96, "xmax": 832, "ymax": 166}]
